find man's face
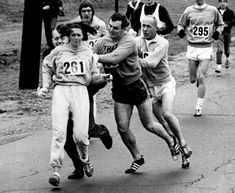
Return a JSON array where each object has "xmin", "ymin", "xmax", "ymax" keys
[
  {"xmin": 52, "ymin": 30, "xmax": 62, "ymax": 47},
  {"xmin": 142, "ymin": 23, "xmax": 156, "ymax": 40},
  {"xmin": 70, "ymin": 28, "xmax": 83, "ymax": 46},
  {"xmin": 219, "ymin": 0, "xmax": 228, "ymax": 9},
  {"xmin": 108, "ymin": 19, "xmax": 124, "ymax": 39},
  {"xmin": 80, "ymin": 6, "xmax": 93, "ymax": 23},
  {"xmin": 195, "ymin": 0, "xmax": 205, "ymax": 6}
]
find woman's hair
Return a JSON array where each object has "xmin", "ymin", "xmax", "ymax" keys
[{"xmin": 56, "ymin": 21, "xmax": 97, "ymax": 41}]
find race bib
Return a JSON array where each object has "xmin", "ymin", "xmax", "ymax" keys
[
  {"xmin": 88, "ymin": 39, "xmax": 97, "ymax": 48},
  {"xmin": 141, "ymin": 51, "xmax": 149, "ymax": 59},
  {"xmin": 63, "ymin": 58, "xmax": 86, "ymax": 75},
  {"xmin": 192, "ymin": 25, "xmax": 210, "ymax": 38}
]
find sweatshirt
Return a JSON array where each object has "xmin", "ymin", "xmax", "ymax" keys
[
  {"xmin": 42, "ymin": 44, "xmax": 99, "ymax": 89},
  {"xmin": 136, "ymin": 35, "xmax": 171, "ymax": 86},
  {"xmin": 178, "ymin": 3, "xmax": 224, "ymax": 46},
  {"xmin": 93, "ymin": 31, "xmax": 141, "ymax": 85}
]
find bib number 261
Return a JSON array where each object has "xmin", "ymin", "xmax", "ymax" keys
[{"xmin": 63, "ymin": 60, "xmax": 85, "ymax": 75}]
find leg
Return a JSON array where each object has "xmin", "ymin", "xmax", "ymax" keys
[
  {"xmin": 44, "ymin": 16, "xmax": 57, "ymax": 48},
  {"xmin": 71, "ymin": 86, "xmax": 93, "ymax": 177},
  {"xmin": 137, "ymin": 98, "xmax": 180, "ymax": 160},
  {"xmin": 114, "ymin": 102, "xmax": 145, "ymax": 173},
  {"xmin": 64, "ymin": 114, "xmax": 84, "ymax": 179},
  {"xmin": 88, "ymin": 93, "xmax": 113, "ymax": 149},
  {"xmin": 194, "ymin": 59, "xmax": 211, "ymax": 116},
  {"xmin": 188, "ymin": 59, "xmax": 199, "ymax": 84},
  {"xmin": 49, "ymin": 86, "xmax": 69, "ymax": 186},
  {"xmin": 215, "ymin": 36, "xmax": 223, "ymax": 73},
  {"xmin": 114, "ymin": 102, "xmax": 141, "ymax": 160},
  {"xmin": 224, "ymin": 32, "xmax": 231, "ymax": 68}
]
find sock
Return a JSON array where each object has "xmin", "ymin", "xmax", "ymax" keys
[
  {"xmin": 195, "ymin": 98, "xmax": 204, "ymax": 109},
  {"xmin": 216, "ymin": 64, "xmax": 222, "ymax": 71}
]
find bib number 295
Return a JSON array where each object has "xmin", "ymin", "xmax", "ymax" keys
[
  {"xmin": 193, "ymin": 26, "xmax": 209, "ymax": 38},
  {"xmin": 63, "ymin": 60, "xmax": 85, "ymax": 75}
]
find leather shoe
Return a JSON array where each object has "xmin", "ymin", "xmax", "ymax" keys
[
  {"xmin": 100, "ymin": 125, "xmax": 113, "ymax": 149},
  {"xmin": 68, "ymin": 169, "xmax": 84, "ymax": 180}
]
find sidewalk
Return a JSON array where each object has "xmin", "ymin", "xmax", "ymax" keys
[{"xmin": 0, "ymin": 67, "xmax": 235, "ymax": 193}]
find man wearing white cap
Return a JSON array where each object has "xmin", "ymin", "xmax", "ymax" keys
[{"xmin": 136, "ymin": 15, "xmax": 192, "ymax": 168}]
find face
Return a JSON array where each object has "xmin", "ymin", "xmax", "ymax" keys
[
  {"xmin": 108, "ymin": 19, "xmax": 124, "ymax": 39},
  {"xmin": 145, "ymin": 0, "xmax": 154, "ymax": 6},
  {"xmin": 52, "ymin": 30, "xmax": 62, "ymax": 47},
  {"xmin": 219, "ymin": 0, "xmax": 228, "ymax": 9},
  {"xmin": 69, "ymin": 28, "xmax": 83, "ymax": 47},
  {"xmin": 142, "ymin": 23, "xmax": 156, "ymax": 40},
  {"xmin": 80, "ymin": 7, "xmax": 93, "ymax": 22},
  {"xmin": 195, "ymin": 0, "xmax": 205, "ymax": 6}
]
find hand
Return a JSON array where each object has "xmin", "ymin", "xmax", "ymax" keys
[
  {"xmin": 43, "ymin": 5, "xmax": 50, "ymax": 10},
  {"xmin": 212, "ymin": 31, "xmax": 219, "ymax": 40},
  {"xmin": 102, "ymin": 74, "xmax": 113, "ymax": 82},
  {"xmin": 129, "ymin": 28, "xmax": 137, "ymax": 37},
  {"xmin": 178, "ymin": 29, "xmax": 186, "ymax": 39},
  {"xmin": 37, "ymin": 87, "xmax": 48, "ymax": 98}
]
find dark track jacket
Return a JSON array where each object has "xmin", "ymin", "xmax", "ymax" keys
[{"xmin": 218, "ymin": 7, "xmax": 235, "ymax": 33}]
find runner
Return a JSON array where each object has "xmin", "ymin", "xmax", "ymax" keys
[
  {"xmin": 177, "ymin": 0, "xmax": 224, "ymax": 116},
  {"xmin": 38, "ymin": 22, "xmax": 111, "ymax": 186},
  {"xmin": 93, "ymin": 13, "xmax": 180, "ymax": 174},
  {"xmin": 136, "ymin": 15, "xmax": 192, "ymax": 168}
]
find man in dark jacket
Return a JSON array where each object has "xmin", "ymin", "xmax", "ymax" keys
[
  {"xmin": 42, "ymin": 0, "xmax": 64, "ymax": 56},
  {"xmin": 215, "ymin": 0, "xmax": 235, "ymax": 73}
]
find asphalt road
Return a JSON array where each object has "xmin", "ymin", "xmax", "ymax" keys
[{"xmin": 0, "ymin": 67, "xmax": 235, "ymax": 193}]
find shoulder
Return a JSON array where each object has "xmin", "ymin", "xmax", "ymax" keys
[{"xmin": 92, "ymin": 16, "xmax": 106, "ymax": 27}]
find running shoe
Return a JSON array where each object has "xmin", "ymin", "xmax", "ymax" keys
[
  {"xmin": 225, "ymin": 60, "xmax": 230, "ymax": 69},
  {"xmin": 181, "ymin": 155, "xmax": 190, "ymax": 169},
  {"xmin": 180, "ymin": 144, "xmax": 192, "ymax": 158},
  {"xmin": 49, "ymin": 172, "xmax": 60, "ymax": 186},
  {"xmin": 83, "ymin": 158, "xmax": 94, "ymax": 177},
  {"xmin": 68, "ymin": 169, "xmax": 84, "ymax": 180},
  {"xmin": 125, "ymin": 155, "xmax": 145, "ymax": 174},
  {"xmin": 194, "ymin": 108, "xmax": 202, "ymax": 117},
  {"xmin": 169, "ymin": 135, "xmax": 180, "ymax": 161}
]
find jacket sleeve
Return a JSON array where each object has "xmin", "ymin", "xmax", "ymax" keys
[
  {"xmin": 158, "ymin": 5, "xmax": 174, "ymax": 35},
  {"xmin": 42, "ymin": 51, "xmax": 56, "ymax": 89},
  {"xmin": 139, "ymin": 40, "xmax": 169, "ymax": 68},
  {"xmin": 98, "ymin": 37, "xmax": 135, "ymax": 65},
  {"xmin": 215, "ymin": 9, "xmax": 224, "ymax": 34},
  {"xmin": 177, "ymin": 9, "xmax": 188, "ymax": 32}
]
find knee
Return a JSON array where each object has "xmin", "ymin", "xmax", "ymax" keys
[
  {"xmin": 73, "ymin": 131, "xmax": 89, "ymax": 145},
  {"xmin": 163, "ymin": 111, "xmax": 174, "ymax": 121}
]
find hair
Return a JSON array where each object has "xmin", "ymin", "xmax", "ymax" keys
[
  {"xmin": 78, "ymin": 0, "xmax": 95, "ymax": 17},
  {"xmin": 65, "ymin": 21, "xmax": 97, "ymax": 41},
  {"xmin": 110, "ymin": 12, "xmax": 129, "ymax": 29},
  {"xmin": 218, "ymin": 0, "xmax": 227, "ymax": 2}
]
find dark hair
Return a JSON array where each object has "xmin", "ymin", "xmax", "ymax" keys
[
  {"xmin": 110, "ymin": 12, "xmax": 129, "ymax": 29},
  {"xmin": 56, "ymin": 24, "xmax": 70, "ymax": 38},
  {"xmin": 218, "ymin": 0, "xmax": 227, "ymax": 2},
  {"xmin": 66, "ymin": 21, "xmax": 97, "ymax": 41},
  {"xmin": 78, "ymin": 0, "xmax": 95, "ymax": 17}
]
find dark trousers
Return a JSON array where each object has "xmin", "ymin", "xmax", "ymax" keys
[
  {"xmin": 43, "ymin": 16, "xmax": 57, "ymax": 48},
  {"xmin": 216, "ymin": 32, "xmax": 231, "ymax": 64},
  {"xmin": 64, "ymin": 82, "xmax": 107, "ymax": 169}
]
